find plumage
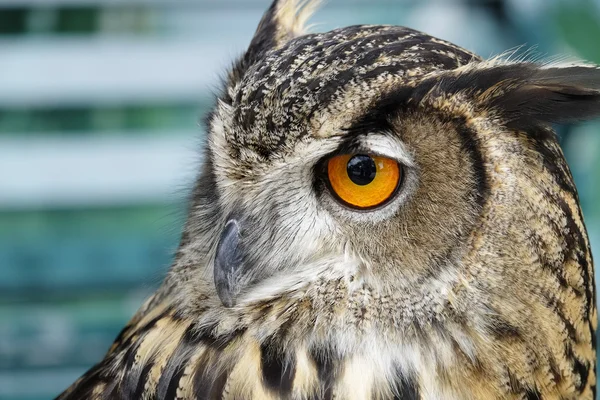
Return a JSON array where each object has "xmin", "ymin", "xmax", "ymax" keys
[{"xmin": 57, "ymin": 1, "xmax": 599, "ymax": 399}]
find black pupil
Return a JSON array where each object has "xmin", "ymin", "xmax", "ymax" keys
[{"xmin": 347, "ymin": 154, "xmax": 377, "ymax": 186}]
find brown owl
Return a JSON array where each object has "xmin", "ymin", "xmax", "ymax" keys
[{"xmin": 57, "ymin": 0, "xmax": 600, "ymax": 399}]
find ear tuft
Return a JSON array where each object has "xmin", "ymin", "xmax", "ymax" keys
[
  {"xmin": 225, "ymin": 0, "xmax": 321, "ymax": 96},
  {"xmin": 244, "ymin": 0, "xmax": 321, "ymax": 66},
  {"xmin": 275, "ymin": 0, "xmax": 322, "ymax": 38},
  {"xmin": 483, "ymin": 64, "xmax": 600, "ymax": 129}
]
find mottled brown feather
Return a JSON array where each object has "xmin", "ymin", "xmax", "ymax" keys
[{"xmin": 56, "ymin": 1, "xmax": 598, "ymax": 399}]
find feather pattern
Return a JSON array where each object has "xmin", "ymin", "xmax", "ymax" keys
[{"xmin": 56, "ymin": 0, "xmax": 598, "ymax": 398}]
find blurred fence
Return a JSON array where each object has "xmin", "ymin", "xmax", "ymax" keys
[{"xmin": 0, "ymin": 1, "xmax": 599, "ymax": 399}]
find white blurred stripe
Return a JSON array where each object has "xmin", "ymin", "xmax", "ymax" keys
[
  {"xmin": 0, "ymin": 37, "xmax": 239, "ymax": 107},
  {"xmin": 0, "ymin": 0, "xmax": 183, "ymax": 4},
  {"xmin": 0, "ymin": 0, "xmax": 403, "ymax": 6},
  {"xmin": 0, "ymin": 133, "xmax": 201, "ymax": 208},
  {"xmin": 0, "ymin": 0, "xmax": 264, "ymax": 5}
]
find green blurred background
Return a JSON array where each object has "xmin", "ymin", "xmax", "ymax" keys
[{"xmin": 0, "ymin": 1, "xmax": 599, "ymax": 399}]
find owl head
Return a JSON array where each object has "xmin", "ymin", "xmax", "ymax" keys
[
  {"xmin": 168, "ymin": 0, "xmax": 600, "ymax": 319},
  {"xmin": 54, "ymin": 1, "xmax": 600, "ymax": 399}
]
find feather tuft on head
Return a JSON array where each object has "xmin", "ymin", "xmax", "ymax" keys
[{"xmin": 275, "ymin": 0, "xmax": 322, "ymax": 38}]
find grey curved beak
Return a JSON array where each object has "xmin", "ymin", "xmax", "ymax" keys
[{"xmin": 214, "ymin": 219, "xmax": 244, "ymax": 307}]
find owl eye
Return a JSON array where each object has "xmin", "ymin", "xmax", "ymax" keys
[{"xmin": 326, "ymin": 154, "xmax": 402, "ymax": 209}]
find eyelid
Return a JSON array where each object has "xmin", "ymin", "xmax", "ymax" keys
[{"xmin": 358, "ymin": 134, "xmax": 415, "ymax": 168}]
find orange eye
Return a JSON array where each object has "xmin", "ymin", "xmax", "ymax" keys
[{"xmin": 327, "ymin": 154, "xmax": 401, "ymax": 209}]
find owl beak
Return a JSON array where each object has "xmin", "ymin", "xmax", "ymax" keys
[{"xmin": 214, "ymin": 219, "xmax": 245, "ymax": 308}]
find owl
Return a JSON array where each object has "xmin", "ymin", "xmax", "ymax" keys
[{"xmin": 57, "ymin": 0, "xmax": 600, "ymax": 399}]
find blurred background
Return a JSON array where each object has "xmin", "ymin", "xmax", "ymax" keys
[{"xmin": 0, "ymin": 0, "xmax": 599, "ymax": 399}]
